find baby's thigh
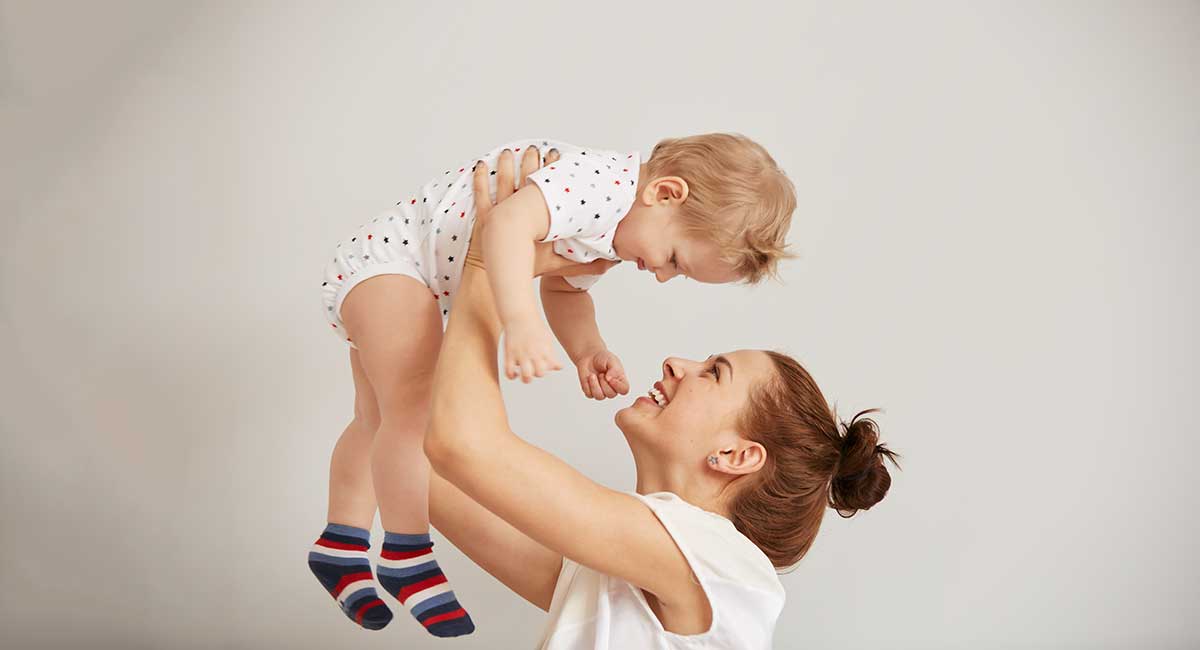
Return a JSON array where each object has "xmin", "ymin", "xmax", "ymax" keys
[{"xmin": 341, "ymin": 274, "xmax": 444, "ymax": 424}]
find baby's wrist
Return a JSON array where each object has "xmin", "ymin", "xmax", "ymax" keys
[{"xmin": 569, "ymin": 343, "xmax": 608, "ymax": 365}]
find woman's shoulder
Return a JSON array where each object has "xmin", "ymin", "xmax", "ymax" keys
[{"xmin": 632, "ymin": 492, "xmax": 785, "ymax": 600}]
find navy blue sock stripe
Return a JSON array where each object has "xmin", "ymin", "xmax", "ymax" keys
[{"xmin": 320, "ymin": 530, "xmax": 372, "ymax": 547}]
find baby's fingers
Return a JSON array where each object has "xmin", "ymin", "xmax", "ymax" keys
[
  {"xmin": 587, "ymin": 374, "xmax": 604, "ymax": 400},
  {"xmin": 597, "ymin": 376, "xmax": 618, "ymax": 399},
  {"xmin": 606, "ymin": 372, "xmax": 630, "ymax": 395}
]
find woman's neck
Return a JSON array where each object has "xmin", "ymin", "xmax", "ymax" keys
[{"xmin": 633, "ymin": 456, "xmax": 732, "ymax": 519}]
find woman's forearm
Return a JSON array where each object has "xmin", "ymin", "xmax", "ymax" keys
[
  {"xmin": 425, "ymin": 258, "xmax": 511, "ymax": 457},
  {"xmin": 540, "ymin": 281, "xmax": 607, "ymax": 363}
]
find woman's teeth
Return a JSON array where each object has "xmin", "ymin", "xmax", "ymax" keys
[{"xmin": 648, "ymin": 386, "xmax": 667, "ymax": 407}]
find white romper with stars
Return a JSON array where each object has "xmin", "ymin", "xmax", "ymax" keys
[{"xmin": 319, "ymin": 137, "xmax": 641, "ymax": 349}]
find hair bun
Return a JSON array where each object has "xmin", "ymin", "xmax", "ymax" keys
[{"xmin": 829, "ymin": 409, "xmax": 900, "ymax": 517}]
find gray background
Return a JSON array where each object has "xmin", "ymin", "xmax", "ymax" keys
[{"xmin": 2, "ymin": 1, "xmax": 1197, "ymax": 648}]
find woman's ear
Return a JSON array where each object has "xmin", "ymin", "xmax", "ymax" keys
[
  {"xmin": 711, "ymin": 440, "xmax": 766, "ymax": 476},
  {"xmin": 640, "ymin": 175, "xmax": 689, "ymax": 206}
]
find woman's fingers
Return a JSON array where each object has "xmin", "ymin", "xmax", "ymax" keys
[
  {"xmin": 545, "ymin": 148, "xmax": 560, "ymax": 165},
  {"xmin": 472, "ymin": 161, "xmax": 493, "ymax": 219},
  {"xmin": 519, "ymin": 146, "xmax": 540, "ymax": 186},
  {"xmin": 496, "ymin": 148, "xmax": 515, "ymax": 203}
]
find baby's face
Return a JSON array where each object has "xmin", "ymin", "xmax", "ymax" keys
[{"xmin": 612, "ymin": 211, "xmax": 741, "ymax": 285}]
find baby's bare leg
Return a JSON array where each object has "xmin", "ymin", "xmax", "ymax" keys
[
  {"xmin": 307, "ymin": 342, "xmax": 392, "ymax": 630},
  {"xmin": 325, "ymin": 350, "xmax": 382, "ymax": 529},
  {"xmin": 340, "ymin": 273, "xmax": 475, "ymax": 637}
]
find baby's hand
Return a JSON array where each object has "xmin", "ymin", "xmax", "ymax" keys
[
  {"xmin": 575, "ymin": 349, "xmax": 630, "ymax": 400},
  {"xmin": 503, "ymin": 318, "xmax": 563, "ymax": 383}
]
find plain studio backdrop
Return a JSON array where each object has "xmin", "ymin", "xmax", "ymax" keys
[{"xmin": 2, "ymin": 1, "xmax": 1197, "ymax": 648}]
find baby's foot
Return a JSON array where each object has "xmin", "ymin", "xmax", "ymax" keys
[
  {"xmin": 307, "ymin": 524, "xmax": 393, "ymax": 630},
  {"xmin": 376, "ymin": 531, "xmax": 475, "ymax": 637}
]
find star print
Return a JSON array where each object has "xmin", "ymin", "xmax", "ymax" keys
[
  {"xmin": 448, "ymin": 256, "xmax": 454, "ymax": 262},
  {"xmin": 383, "ymin": 237, "xmax": 389, "ymax": 243},
  {"xmin": 451, "ymin": 235, "xmax": 458, "ymax": 241},
  {"xmin": 403, "ymin": 239, "xmax": 408, "ymax": 245},
  {"xmin": 580, "ymin": 199, "xmax": 586, "ymax": 205}
]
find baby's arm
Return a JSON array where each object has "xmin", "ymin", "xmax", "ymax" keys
[
  {"xmin": 480, "ymin": 183, "xmax": 563, "ymax": 382},
  {"xmin": 541, "ymin": 277, "xmax": 630, "ymax": 400},
  {"xmin": 540, "ymin": 277, "xmax": 603, "ymax": 359}
]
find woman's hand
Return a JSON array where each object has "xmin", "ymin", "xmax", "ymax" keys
[{"xmin": 467, "ymin": 147, "xmax": 620, "ymax": 279}]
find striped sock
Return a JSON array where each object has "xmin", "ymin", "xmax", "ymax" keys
[
  {"xmin": 307, "ymin": 524, "xmax": 393, "ymax": 630},
  {"xmin": 376, "ymin": 531, "xmax": 475, "ymax": 637}
]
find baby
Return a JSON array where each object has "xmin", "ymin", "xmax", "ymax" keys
[{"xmin": 309, "ymin": 134, "xmax": 796, "ymax": 637}]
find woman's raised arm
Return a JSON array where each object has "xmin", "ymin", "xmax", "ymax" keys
[{"xmin": 422, "ymin": 158, "xmax": 704, "ymax": 611}]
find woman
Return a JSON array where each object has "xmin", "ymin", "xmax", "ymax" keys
[{"xmin": 342, "ymin": 147, "xmax": 898, "ymax": 648}]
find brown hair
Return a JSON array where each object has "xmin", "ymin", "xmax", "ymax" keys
[
  {"xmin": 727, "ymin": 351, "xmax": 900, "ymax": 570},
  {"xmin": 644, "ymin": 133, "xmax": 797, "ymax": 284}
]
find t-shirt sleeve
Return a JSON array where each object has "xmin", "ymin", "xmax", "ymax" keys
[{"xmin": 526, "ymin": 153, "xmax": 639, "ymax": 244}]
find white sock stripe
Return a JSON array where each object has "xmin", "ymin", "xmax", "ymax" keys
[
  {"xmin": 338, "ymin": 582, "xmax": 377, "ymax": 605},
  {"xmin": 403, "ymin": 583, "xmax": 452, "ymax": 609},
  {"xmin": 377, "ymin": 553, "xmax": 436, "ymax": 569},
  {"xmin": 310, "ymin": 544, "xmax": 370, "ymax": 559}
]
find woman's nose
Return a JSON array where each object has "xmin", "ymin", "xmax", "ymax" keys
[{"xmin": 662, "ymin": 357, "xmax": 696, "ymax": 379}]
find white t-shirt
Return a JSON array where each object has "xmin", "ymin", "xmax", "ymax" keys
[{"xmin": 538, "ymin": 492, "xmax": 786, "ymax": 649}]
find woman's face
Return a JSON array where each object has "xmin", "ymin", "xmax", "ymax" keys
[{"xmin": 615, "ymin": 350, "xmax": 777, "ymax": 464}]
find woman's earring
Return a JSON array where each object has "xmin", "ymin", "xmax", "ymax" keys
[{"xmin": 707, "ymin": 455, "xmax": 719, "ymax": 466}]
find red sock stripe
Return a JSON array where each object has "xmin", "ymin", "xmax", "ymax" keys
[
  {"xmin": 380, "ymin": 547, "xmax": 433, "ymax": 560},
  {"xmin": 354, "ymin": 598, "xmax": 386, "ymax": 624},
  {"xmin": 316, "ymin": 538, "xmax": 369, "ymax": 551},
  {"xmin": 421, "ymin": 607, "xmax": 467, "ymax": 627},
  {"xmin": 398, "ymin": 574, "xmax": 448, "ymax": 602},
  {"xmin": 332, "ymin": 571, "xmax": 374, "ymax": 597}
]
